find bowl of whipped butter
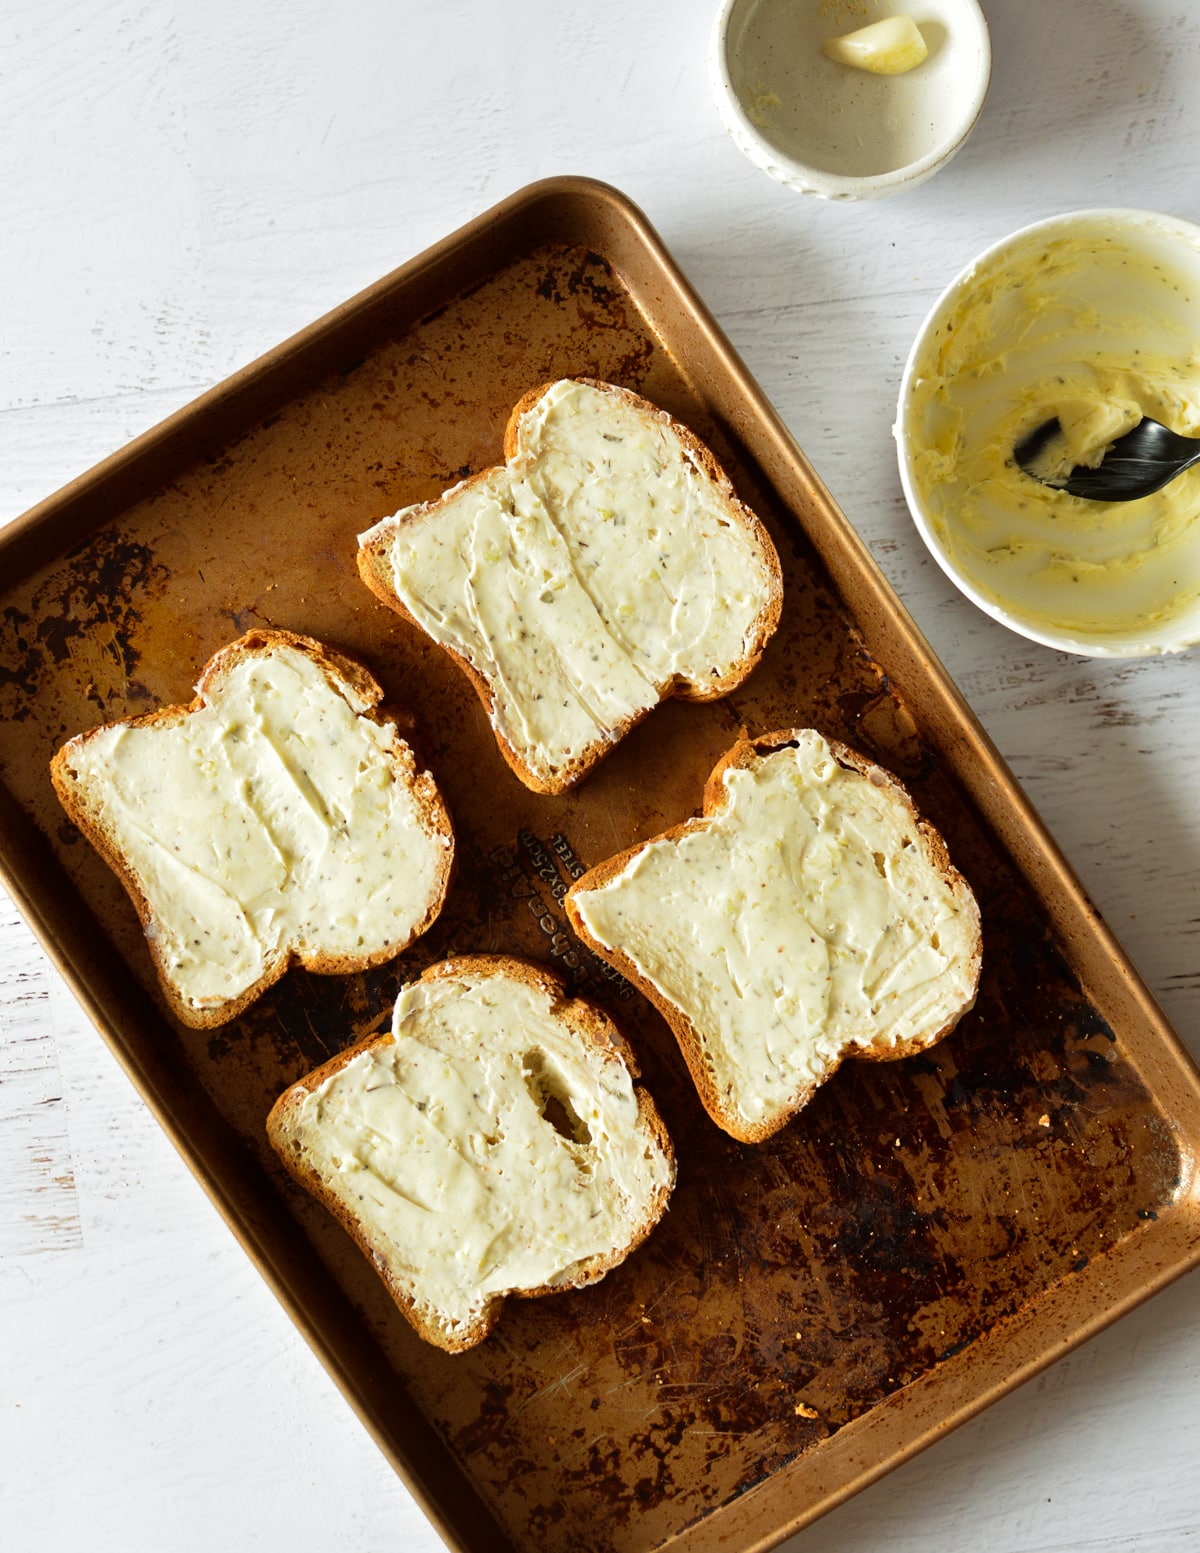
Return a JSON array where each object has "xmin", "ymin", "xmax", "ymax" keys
[{"xmin": 896, "ymin": 209, "xmax": 1200, "ymax": 656}]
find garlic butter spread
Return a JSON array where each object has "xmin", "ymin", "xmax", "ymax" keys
[
  {"xmin": 365, "ymin": 380, "xmax": 777, "ymax": 784},
  {"xmin": 61, "ymin": 645, "xmax": 449, "ymax": 1013},
  {"xmin": 289, "ymin": 967, "xmax": 672, "ymax": 1336},
  {"xmin": 573, "ymin": 733, "xmax": 979, "ymax": 1132},
  {"xmin": 905, "ymin": 223, "xmax": 1200, "ymax": 651}
]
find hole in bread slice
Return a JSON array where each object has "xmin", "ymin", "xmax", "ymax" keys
[
  {"xmin": 266, "ymin": 956, "xmax": 674, "ymax": 1350},
  {"xmin": 523, "ymin": 1047, "xmax": 593, "ymax": 1145}
]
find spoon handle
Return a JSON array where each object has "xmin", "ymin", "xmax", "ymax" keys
[
  {"xmin": 1060, "ymin": 434, "xmax": 1200, "ymax": 501},
  {"xmin": 1015, "ymin": 415, "xmax": 1200, "ymax": 501}
]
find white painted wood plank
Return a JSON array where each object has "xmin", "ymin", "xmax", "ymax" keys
[{"xmin": 0, "ymin": 895, "xmax": 81, "ymax": 1257}]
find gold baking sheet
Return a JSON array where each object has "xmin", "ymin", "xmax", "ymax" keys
[{"xmin": 2, "ymin": 178, "xmax": 1199, "ymax": 1553}]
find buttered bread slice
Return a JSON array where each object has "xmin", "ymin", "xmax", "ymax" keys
[
  {"xmin": 51, "ymin": 629, "xmax": 454, "ymax": 1028},
  {"xmin": 566, "ymin": 730, "xmax": 982, "ymax": 1142},
  {"xmin": 357, "ymin": 378, "xmax": 782, "ymax": 793},
  {"xmin": 267, "ymin": 956, "xmax": 675, "ymax": 1351}
]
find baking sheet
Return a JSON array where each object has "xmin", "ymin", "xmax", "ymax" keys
[{"xmin": 2, "ymin": 177, "xmax": 1199, "ymax": 1553}]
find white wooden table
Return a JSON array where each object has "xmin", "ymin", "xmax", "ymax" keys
[{"xmin": 2, "ymin": 2, "xmax": 1197, "ymax": 1548}]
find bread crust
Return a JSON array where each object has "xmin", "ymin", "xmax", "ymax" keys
[
  {"xmin": 266, "ymin": 953, "xmax": 676, "ymax": 1352},
  {"xmin": 356, "ymin": 378, "xmax": 784, "ymax": 794},
  {"xmin": 49, "ymin": 628, "xmax": 455, "ymax": 1029},
  {"xmin": 565, "ymin": 730, "xmax": 983, "ymax": 1143}
]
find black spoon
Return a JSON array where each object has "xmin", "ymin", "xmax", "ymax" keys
[{"xmin": 1014, "ymin": 415, "xmax": 1200, "ymax": 502}]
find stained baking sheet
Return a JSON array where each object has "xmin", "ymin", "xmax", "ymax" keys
[{"xmin": 2, "ymin": 177, "xmax": 1199, "ymax": 1553}]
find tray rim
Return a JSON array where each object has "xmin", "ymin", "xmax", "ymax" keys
[{"xmin": 2, "ymin": 173, "xmax": 1200, "ymax": 1552}]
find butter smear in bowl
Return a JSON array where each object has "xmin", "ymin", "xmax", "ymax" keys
[
  {"xmin": 710, "ymin": 0, "xmax": 991, "ymax": 199},
  {"xmin": 896, "ymin": 209, "xmax": 1200, "ymax": 657}
]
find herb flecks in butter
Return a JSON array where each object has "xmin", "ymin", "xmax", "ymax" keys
[
  {"xmin": 905, "ymin": 226, "xmax": 1200, "ymax": 648},
  {"xmin": 291, "ymin": 967, "xmax": 672, "ymax": 1335},
  {"xmin": 573, "ymin": 733, "xmax": 979, "ymax": 1133},
  {"xmin": 368, "ymin": 380, "xmax": 776, "ymax": 786},
  {"xmin": 60, "ymin": 646, "xmax": 449, "ymax": 1012}
]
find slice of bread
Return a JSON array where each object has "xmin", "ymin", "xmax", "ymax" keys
[
  {"xmin": 566, "ymin": 729, "xmax": 982, "ymax": 1143},
  {"xmin": 50, "ymin": 629, "xmax": 454, "ymax": 1029},
  {"xmin": 357, "ymin": 378, "xmax": 783, "ymax": 793},
  {"xmin": 266, "ymin": 955, "xmax": 675, "ymax": 1352}
]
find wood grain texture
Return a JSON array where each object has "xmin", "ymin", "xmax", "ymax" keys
[
  {"xmin": 2, "ymin": 0, "xmax": 1198, "ymax": 1549},
  {"xmin": 0, "ymin": 896, "xmax": 80, "ymax": 1258}
]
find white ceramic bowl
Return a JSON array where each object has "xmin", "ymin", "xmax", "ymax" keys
[
  {"xmin": 710, "ymin": 0, "xmax": 991, "ymax": 200},
  {"xmin": 895, "ymin": 209, "xmax": 1200, "ymax": 658}
]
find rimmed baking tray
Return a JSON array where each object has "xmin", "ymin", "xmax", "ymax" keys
[{"xmin": 2, "ymin": 177, "xmax": 1198, "ymax": 1552}]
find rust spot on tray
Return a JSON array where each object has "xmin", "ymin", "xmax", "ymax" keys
[{"xmin": 0, "ymin": 530, "xmax": 169, "ymax": 729}]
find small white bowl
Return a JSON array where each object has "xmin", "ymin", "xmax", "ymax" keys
[
  {"xmin": 710, "ymin": 0, "xmax": 991, "ymax": 200},
  {"xmin": 895, "ymin": 209, "xmax": 1200, "ymax": 658}
]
